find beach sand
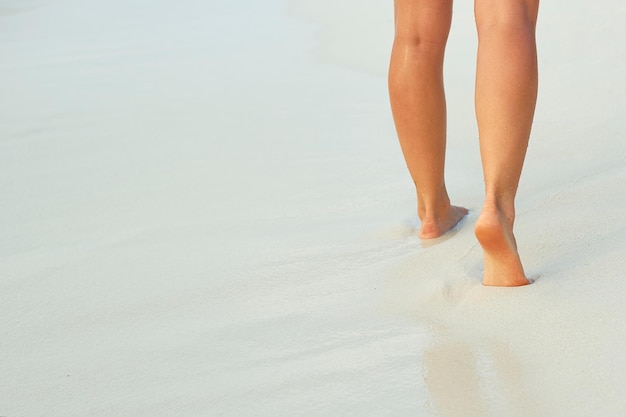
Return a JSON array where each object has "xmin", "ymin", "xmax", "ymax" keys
[{"xmin": 1, "ymin": 0, "xmax": 626, "ymax": 415}]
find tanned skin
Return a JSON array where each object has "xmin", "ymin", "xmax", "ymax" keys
[{"xmin": 388, "ymin": 0, "xmax": 539, "ymax": 286}]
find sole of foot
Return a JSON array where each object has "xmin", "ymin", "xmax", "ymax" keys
[{"xmin": 474, "ymin": 206, "xmax": 530, "ymax": 287}]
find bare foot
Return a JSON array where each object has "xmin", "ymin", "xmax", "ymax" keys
[
  {"xmin": 474, "ymin": 205, "xmax": 530, "ymax": 287},
  {"xmin": 419, "ymin": 205, "xmax": 469, "ymax": 239}
]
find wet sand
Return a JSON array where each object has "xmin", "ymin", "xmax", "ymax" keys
[{"xmin": 2, "ymin": 0, "xmax": 626, "ymax": 416}]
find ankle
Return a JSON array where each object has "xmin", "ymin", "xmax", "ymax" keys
[
  {"xmin": 481, "ymin": 198, "xmax": 515, "ymax": 227},
  {"xmin": 417, "ymin": 189, "xmax": 451, "ymax": 222}
]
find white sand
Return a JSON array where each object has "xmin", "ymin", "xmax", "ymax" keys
[{"xmin": 1, "ymin": 0, "xmax": 626, "ymax": 415}]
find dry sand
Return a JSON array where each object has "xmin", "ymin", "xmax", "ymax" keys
[{"xmin": 2, "ymin": 0, "xmax": 626, "ymax": 416}]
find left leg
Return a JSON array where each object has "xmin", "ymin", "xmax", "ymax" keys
[{"xmin": 388, "ymin": 0, "xmax": 468, "ymax": 239}]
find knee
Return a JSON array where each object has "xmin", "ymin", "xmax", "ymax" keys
[
  {"xmin": 392, "ymin": 1, "xmax": 452, "ymax": 57},
  {"xmin": 393, "ymin": 27, "xmax": 448, "ymax": 59},
  {"xmin": 475, "ymin": 3, "xmax": 538, "ymax": 40}
]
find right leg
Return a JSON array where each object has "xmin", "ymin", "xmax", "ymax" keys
[
  {"xmin": 473, "ymin": 0, "xmax": 539, "ymax": 286},
  {"xmin": 388, "ymin": 0, "xmax": 467, "ymax": 239}
]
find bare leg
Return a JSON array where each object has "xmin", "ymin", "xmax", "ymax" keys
[
  {"xmin": 474, "ymin": 0, "xmax": 539, "ymax": 286},
  {"xmin": 388, "ymin": 0, "xmax": 468, "ymax": 239}
]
